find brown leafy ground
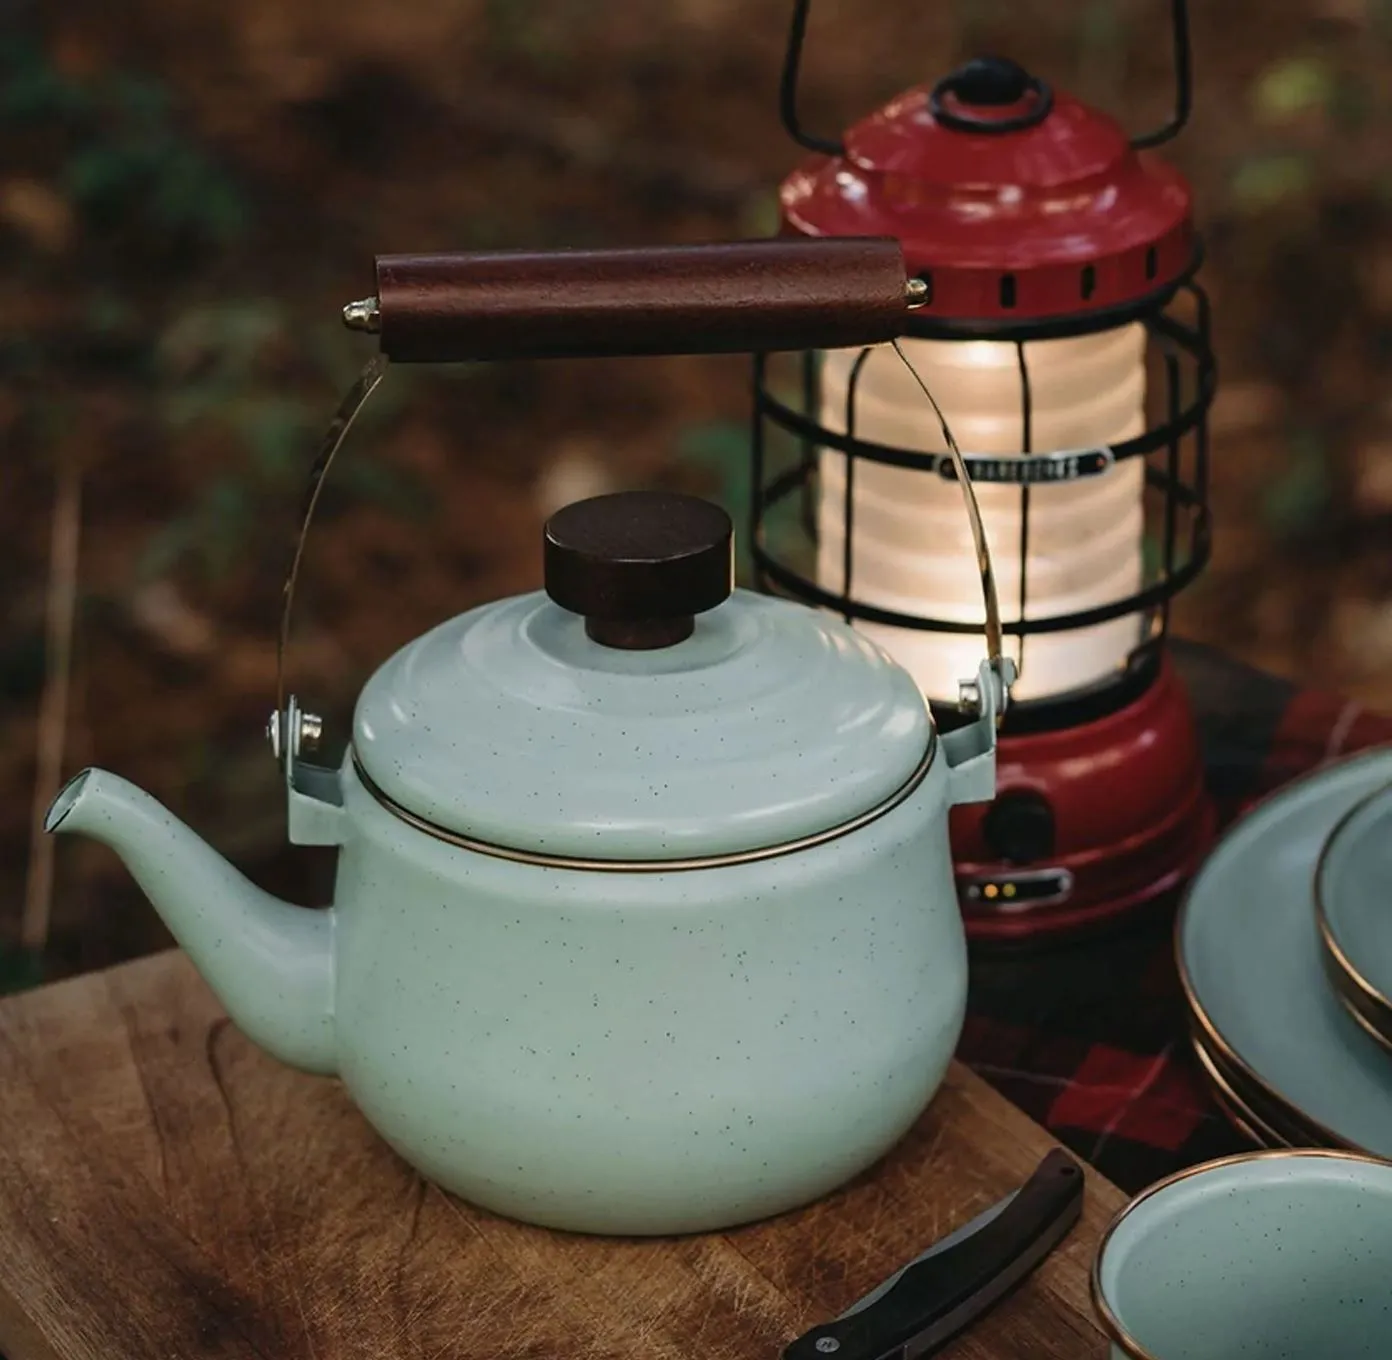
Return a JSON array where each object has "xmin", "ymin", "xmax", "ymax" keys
[{"xmin": 3, "ymin": 0, "xmax": 1392, "ymax": 981}]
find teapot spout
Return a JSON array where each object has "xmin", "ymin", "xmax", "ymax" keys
[{"xmin": 46, "ymin": 769, "xmax": 336, "ymax": 1076}]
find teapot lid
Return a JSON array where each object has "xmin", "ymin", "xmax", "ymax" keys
[{"xmin": 351, "ymin": 490, "xmax": 932, "ymax": 862}]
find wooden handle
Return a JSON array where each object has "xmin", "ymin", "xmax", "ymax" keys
[{"xmin": 370, "ymin": 238, "xmax": 913, "ymax": 363}]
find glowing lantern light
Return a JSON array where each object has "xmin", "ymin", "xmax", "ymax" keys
[{"xmin": 815, "ymin": 328, "xmax": 1148, "ymax": 703}]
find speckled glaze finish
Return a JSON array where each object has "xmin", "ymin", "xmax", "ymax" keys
[
  {"xmin": 1093, "ymin": 1150, "xmax": 1392, "ymax": 1359},
  {"xmin": 43, "ymin": 750, "xmax": 967, "ymax": 1234},
  {"xmin": 330, "ymin": 755, "xmax": 966, "ymax": 1233},
  {"xmin": 353, "ymin": 588, "xmax": 931, "ymax": 860},
  {"xmin": 43, "ymin": 585, "xmax": 994, "ymax": 1235}
]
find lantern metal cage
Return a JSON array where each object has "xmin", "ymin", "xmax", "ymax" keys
[
  {"xmin": 750, "ymin": 0, "xmax": 1214, "ymax": 736},
  {"xmin": 751, "ymin": 284, "xmax": 1215, "ymax": 733}
]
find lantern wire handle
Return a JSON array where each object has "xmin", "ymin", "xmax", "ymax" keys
[
  {"xmin": 781, "ymin": 0, "xmax": 1189, "ymax": 155},
  {"xmin": 889, "ymin": 339, "xmax": 1005, "ymax": 685},
  {"xmin": 1130, "ymin": 0, "xmax": 1191, "ymax": 150},
  {"xmin": 779, "ymin": 0, "xmax": 847, "ymax": 158},
  {"xmin": 273, "ymin": 352, "xmax": 391, "ymax": 765}
]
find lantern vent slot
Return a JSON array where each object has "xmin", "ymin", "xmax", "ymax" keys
[{"xmin": 999, "ymin": 275, "xmax": 1018, "ymax": 309}]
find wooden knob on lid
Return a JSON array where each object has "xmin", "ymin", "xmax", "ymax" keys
[{"xmin": 543, "ymin": 491, "xmax": 734, "ymax": 650}]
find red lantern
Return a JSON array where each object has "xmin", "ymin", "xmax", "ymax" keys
[{"xmin": 752, "ymin": 0, "xmax": 1215, "ymax": 942}]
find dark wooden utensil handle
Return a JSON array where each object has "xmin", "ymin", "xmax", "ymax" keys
[
  {"xmin": 373, "ymin": 237, "xmax": 912, "ymax": 362},
  {"xmin": 783, "ymin": 1149, "xmax": 1085, "ymax": 1360}
]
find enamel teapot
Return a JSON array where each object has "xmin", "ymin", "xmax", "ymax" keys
[{"xmin": 45, "ymin": 239, "xmax": 1014, "ymax": 1235}]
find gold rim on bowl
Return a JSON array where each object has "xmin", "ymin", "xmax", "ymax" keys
[
  {"xmin": 1089, "ymin": 1147, "xmax": 1392, "ymax": 1360},
  {"xmin": 1313, "ymin": 785, "xmax": 1392, "ymax": 1055}
]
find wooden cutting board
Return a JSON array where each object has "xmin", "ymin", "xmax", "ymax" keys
[{"xmin": 0, "ymin": 950, "xmax": 1122, "ymax": 1359}]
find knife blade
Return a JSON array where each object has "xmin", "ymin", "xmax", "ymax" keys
[{"xmin": 781, "ymin": 1148, "xmax": 1084, "ymax": 1360}]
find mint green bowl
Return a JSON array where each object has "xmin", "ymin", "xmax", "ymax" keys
[{"xmin": 1092, "ymin": 1150, "xmax": 1392, "ymax": 1359}]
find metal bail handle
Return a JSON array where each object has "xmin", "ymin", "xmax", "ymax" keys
[
  {"xmin": 270, "ymin": 352, "xmax": 391, "ymax": 771},
  {"xmin": 271, "ymin": 237, "xmax": 934, "ymax": 770},
  {"xmin": 888, "ymin": 340, "xmax": 1016, "ymax": 720},
  {"xmin": 270, "ymin": 344, "xmax": 1012, "ymax": 771}
]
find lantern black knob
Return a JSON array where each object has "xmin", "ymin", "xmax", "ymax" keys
[
  {"xmin": 544, "ymin": 490, "xmax": 734, "ymax": 650},
  {"xmin": 931, "ymin": 56, "xmax": 1053, "ymax": 134},
  {"xmin": 949, "ymin": 56, "xmax": 1032, "ymax": 106}
]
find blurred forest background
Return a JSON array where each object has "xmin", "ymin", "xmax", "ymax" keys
[{"xmin": 4, "ymin": 0, "xmax": 1392, "ymax": 985}]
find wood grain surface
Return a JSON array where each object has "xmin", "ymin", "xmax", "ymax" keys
[{"xmin": 0, "ymin": 950, "xmax": 1123, "ymax": 1359}]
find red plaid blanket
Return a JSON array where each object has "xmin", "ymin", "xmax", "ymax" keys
[{"xmin": 960, "ymin": 641, "xmax": 1392, "ymax": 1193}]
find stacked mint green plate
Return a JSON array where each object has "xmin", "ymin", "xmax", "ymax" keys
[
  {"xmin": 1178, "ymin": 747, "xmax": 1392, "ymax": 1155},
  {"xmin": 1314, "ymin": 781, "xmax": 1392, "ymax": 1054}
]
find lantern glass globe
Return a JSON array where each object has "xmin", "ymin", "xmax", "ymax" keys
[{"xmin": 815, "ymin": 325, "xmax": 1148, "ymax": 704}]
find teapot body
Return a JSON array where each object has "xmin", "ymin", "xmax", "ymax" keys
[
  {"xmin": 330, "ymin": 753, "xmax": 966, "ymax": 1235},
  {"xmin": 43, "ymin": 481, "xmax": 1001, "ymax": 1237}
]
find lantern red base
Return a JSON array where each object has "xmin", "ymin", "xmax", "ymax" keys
[{"xmin": 950, "ymin": 654, "xmax": 1213, "ymax": 945}]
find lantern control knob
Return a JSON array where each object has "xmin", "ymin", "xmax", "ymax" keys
[
  {"xmin": 982, "ymin": 790, "xmax": 1056, "ymax": 865},
  {"xmin": 544, "ymin": 490, "xmax": 734, "ymax": 650}
]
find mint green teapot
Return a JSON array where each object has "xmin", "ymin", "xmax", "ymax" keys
[{"xmin": 45, "ymin": 240, "xmax": 1014, "ymax": 1235}]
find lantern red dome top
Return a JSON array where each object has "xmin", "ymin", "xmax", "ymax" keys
[{"xmin": 779, "ymin": 57, "xmax": 1196, "ymax": 325}]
